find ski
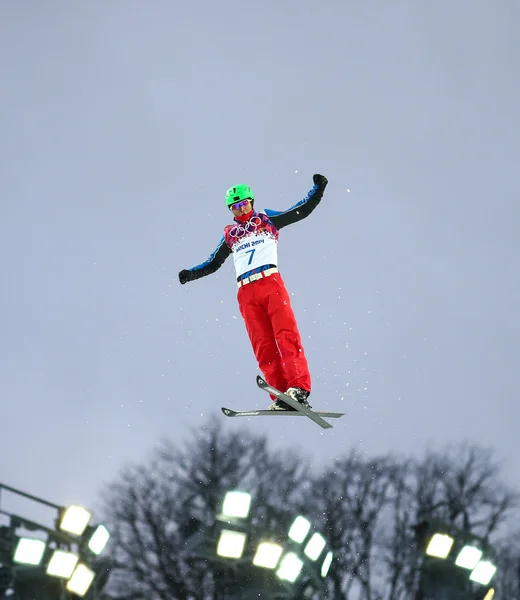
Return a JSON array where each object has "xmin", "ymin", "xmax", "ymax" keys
[
  {"xmin": 221, "ymin": 407, "xmax": 345, "ymax": 419},
  {"xmin": 255, "ymin": 375, "xmax": 338, "ymax": 430}
]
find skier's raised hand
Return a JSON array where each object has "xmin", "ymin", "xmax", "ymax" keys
[
  {"xmin": 178, "ymin": 269, "xmax": 192, "ymax": 284},
  {"xmin": 313, "ymin": 173, "xmax": 328, "ymax": 187}
]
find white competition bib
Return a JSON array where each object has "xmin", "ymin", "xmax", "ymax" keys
[{"xmin": 232, "ymin": 233, "xmax": 278, "ymax": 278}]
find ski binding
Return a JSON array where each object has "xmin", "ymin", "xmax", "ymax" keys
[{"xmin": 221, "ymin": 376, "xmax": 345, "ymax": 430}]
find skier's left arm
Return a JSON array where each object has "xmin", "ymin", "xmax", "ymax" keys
[{"xmin": 265, "ymin": 174, "xmax": 328, "ymax": 229}]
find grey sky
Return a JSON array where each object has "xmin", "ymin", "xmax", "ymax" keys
[{"xmin": 2, "ymin": 1, "xmax": 519, "ymax": 526}]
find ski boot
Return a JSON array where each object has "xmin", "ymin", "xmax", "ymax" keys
[
  {"xmin": 268, "ymin": 387, "xmax": 312, "ymax": 411},
  {"xmin": 268, "ymin": 398, "xmax": 295, "ymax": 411},
  {"xmin": 285, "ymin": 387, "xmax": 312, "ymax": 410}
]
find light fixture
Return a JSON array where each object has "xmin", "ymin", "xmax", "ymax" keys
[
  {"xmin": 253, "ymin": 542, "xmax": 283, "ymax": 569},
  {"xmin": 276, "ymin": 552, "xmax": 304, "ymax": 583},
  {"xmin": 455, "ymin": 545, "xmax": 483, "ymax": 569},
  {"xmin": 221, "ymin": 491, "xmax": 252, "ymax": 519},
  {"xmin": 470, "ymin": 560, "xmax": 497, "ymax": 585},
  {"xmin": 66, "ymin": 563, "xmax": 96, "ymax": 597},
  {"xmin": 59, "ymin": 506, "xmax": 91, "ymax": 536},
  {"xmin": 288, "ymin": 516, "xmax": 311, "ymax": 543},
  {"xmin": 46, "ymin": 549, "xmax": 79, "ymax": 579},
  {"xmin": 304, "ymin": 532, "xmax": 326, "ymax": 561},
  {"xmin": 216, "ymin": 529, "xmax": 247, "ymax": 558},
  {"xmin": 321, "ymin": 551, "xmax": 333, "ymax": 577},
  {"xmin": 13, "ymin": 538, "xmax": 46, "ymax": 565},
  {"xmin": 88, "ymin": 525, "xmax": 110, "ymax": 555},
  {"xmin": 425, "ymin": 533, "xmax": 454, "ymax": 558}
]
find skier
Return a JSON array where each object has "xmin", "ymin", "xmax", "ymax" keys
[{"xmin": 178, "ymin": 173, "xmax": 329, "ymax": 410}]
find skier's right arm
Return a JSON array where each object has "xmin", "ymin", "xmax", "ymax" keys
[{"xmin": 178, "ymin": 235, "xmax": 231, "ymax": 284}]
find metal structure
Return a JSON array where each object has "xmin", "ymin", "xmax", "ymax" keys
[
  {"xmin": 0, "ymin": 482, "xmax": 111, "ymax": 600},
  {"xmin": 414, "ymin": 518, "xmax": 497, "ymax": 600},
  {"xmin": 184, "ymin": 489, "xmax": 333, "ymax": 599}
]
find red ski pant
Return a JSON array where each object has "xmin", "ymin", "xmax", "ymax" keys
[{"xmin": 237, "ymin": 273, "xmax": 311, "ymax": 400}]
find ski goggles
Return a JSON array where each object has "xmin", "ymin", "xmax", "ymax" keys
[{"xmin": 230, "ymin": 200, "xmax": 250, "ymax": 210}]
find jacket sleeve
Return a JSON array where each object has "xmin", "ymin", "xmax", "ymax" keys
[
  {"xmin": 186, "ymin": 235, "xmax": 232, "ymax": 281},
  {"xmin": 263, "ymin": 181, "xmax": 327, "ymax": 229}
]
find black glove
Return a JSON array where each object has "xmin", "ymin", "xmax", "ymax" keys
[
  {"xmin": 178, "ymin": 269, "xmax": 192, "ymax": 285},
  {"xmin": 313, "ymin": 173, "xmax": 328, "ymax": 187}
]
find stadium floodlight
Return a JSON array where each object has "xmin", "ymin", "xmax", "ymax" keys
[
  {"xmin": 59, "ymin": 505, "xmax": 91, "ymax": 536},
  {"xmin": 470, "ymin": 560, "xmax": 497, "ymax": 586},
  {"xmin": 304, "ymin": 532, "xmax": 326, "ymax": 561},
  {"xmin": 216, "ymin": 529, "xmax": 247, "ymax": 559},
  {"xmin": 253, "ymin": 542, "xmax": 283, "ymax": 569},
  {"xmin": 455, "ymin": 545, "xmax": 483, "ymax": 570},
  {"xmin": 321, "ymin": 551, "xmax": 333, "ymax": 577},
  {"xmin": 276, "ymin": 552, "xmax": 304, "ymax": 583},
  {"xmin": 425, "ymin": 533, "xmax": 454, "ymax": 558},
  {"xmin": 288, "ymin": 516, "xmax": 311, "ymax": 543},
  {"xmin": 66, "ymin": 563, "xmax": 96, "ymax": 597},
  {"xmin": 221, "ymin": 491, "xmax": 252, "ymax": 519},
  {"xmin": 88, "ymin": 524, "xmax": 110, "ymax": 555},
  {"xmin": 13, "ymin": 538, "xmax": 46, "ymax": 565},
  {"xmin": 46, "ymin": 549, "xmax": 79, "ymax": 579}
]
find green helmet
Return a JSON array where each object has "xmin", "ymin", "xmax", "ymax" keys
[{"xmin": 225, "ymin": 184, "xmax": 254, "ymax": 208}]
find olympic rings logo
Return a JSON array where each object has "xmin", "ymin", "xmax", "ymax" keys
[{"xmin": 229, "ymin": 216, "xmax": 262, "ymax": 239}]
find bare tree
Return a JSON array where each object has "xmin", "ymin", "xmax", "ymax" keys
[
  {"xmin": 414, "ymin": 443, "xmax": 518, "ymax": 540},
  {"xmin": 377, "ymin": 458, "xmax": 420, "ymax": 600},
  {"xmin": 99, "ymin": 418, "xmax": 310, "ymax": 600},
  {"xmin": 495, "ymin": 537, "xmax": 520, "ymax": 599},
  {"xmin": 306, "ymin": 450, "xmax": 396, "ymax": 600},
  {"xmin": 99, "ymin": 421, "xmax": 518, "ymax": 600},
  {"xmin": 305, "ymin": 443, "xmax": 518, "ymax": 600}
]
